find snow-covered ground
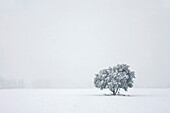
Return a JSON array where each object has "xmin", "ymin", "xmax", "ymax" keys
[{"xmin": 0, "ymin": 88, "xmax": 170, "ymax": 113}]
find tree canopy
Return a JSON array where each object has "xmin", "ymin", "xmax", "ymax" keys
[{"xmin": 94, "ymin": 64, "xmax": 135, "ymax": 95}]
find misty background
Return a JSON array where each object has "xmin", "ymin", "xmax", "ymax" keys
[{"xmin": 0, "ymin": 0, "xmax": 170, "ymax": 88}]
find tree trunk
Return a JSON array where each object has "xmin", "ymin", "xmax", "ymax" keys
[
  {"xmin": 113, "ymin": 88, "xmax": 119, "ymax": 95},
  {"xmin": 115, "ymin": 88, "xmax": 119, "ymax": 94},
  {"xmin": 112, "ymin": 91, "xmax": 116, "ymax": 95}
]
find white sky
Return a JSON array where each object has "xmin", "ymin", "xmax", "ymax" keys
[{"xmin": 0, "ymin": 0, "xmax": 170, "ymax": 88}]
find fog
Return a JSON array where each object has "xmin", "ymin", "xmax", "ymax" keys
[{"xmin": 0, "ymin": 0, "xmax": 170, "ymax": 88}]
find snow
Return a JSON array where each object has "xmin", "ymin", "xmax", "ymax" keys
[{"xmin": 0, "ymin": 88, "xmax": 170, "ymax": 113}]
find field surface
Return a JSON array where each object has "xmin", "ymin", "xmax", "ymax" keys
[{"xmin": 0, "ymin": 88, "xmax": 170, "ymax": 113}]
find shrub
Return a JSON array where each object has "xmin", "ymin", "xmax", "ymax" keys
[{"xmin": 94, "ymin": 64, "xmax": 135, "ymax": 95}]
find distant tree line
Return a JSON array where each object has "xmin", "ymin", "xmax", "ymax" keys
[
  {"xmin": 0, "ymin": 76, "xmax": 25, "ymax": 88},
  {"xmin": 0, "ymin": 76, "xmax": 52, "ymax": 89}
]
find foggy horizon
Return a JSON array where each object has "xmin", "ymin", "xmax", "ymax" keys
[{"xmin": 1, "ymin": 0, "xmax": 170, "ymax": 88}]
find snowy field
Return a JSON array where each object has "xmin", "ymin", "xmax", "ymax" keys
[{"xmin": 0, "ymin": 88, "xmax": 170, "ymax": 113}]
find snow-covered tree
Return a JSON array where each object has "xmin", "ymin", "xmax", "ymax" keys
[{"xmin": 94, "ymin": 64, "xmax": 135, "ymax": 95}]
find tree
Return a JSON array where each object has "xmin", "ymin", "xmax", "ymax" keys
[{"xmin": 94, "ymin": 64, "xmax": 135, "ymax": 95}]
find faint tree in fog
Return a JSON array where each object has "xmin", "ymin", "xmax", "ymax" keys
[{"xmin": 0, "ymin": 76, "xmax": 6, "ymax": 88}]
